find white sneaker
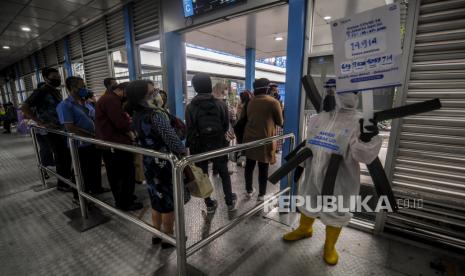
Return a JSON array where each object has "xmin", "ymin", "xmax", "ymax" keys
[
  {"xmin": 257, "ymin": 195, "xmax": 265, "ymax": 202},
  {"xmin": 246, "ymin": 188, "xmax": 256, "ymax": 199}
]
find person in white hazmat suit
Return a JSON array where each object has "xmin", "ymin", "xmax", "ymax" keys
[{"xmin": 283, "ymin": 79, "xmax": 382, "ymax": 265}]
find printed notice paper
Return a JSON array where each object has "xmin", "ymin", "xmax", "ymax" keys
[{"xmin": 331, "ymin": 3, "xmax": 402, "ymax": 93}]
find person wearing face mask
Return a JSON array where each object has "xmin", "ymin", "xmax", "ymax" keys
[
  {"xmin": 22, "ymin": 67, "xmax": 75, "ymax": 195},
  {"xmin": 149, "ymin": 88, "xmax": 164, "ymax": 109},
  {"xmin": 282, "ymin": 82, "xmax": 382, "ymax": 266},
  {"xmin": 186, "ymin": 73, "xmax": 237, "ymax": 213},
  {"xmin": 158, "ymin": 90, "xmax": 168, "ymax": 110},
  {"xmin": 242, "ymin": 78, "xmax": 284, "ymax": 201},
  {"xmin": 56, "ymin": 76, "xmax": 108, "ymax": 195},
  {"xmin": 126, "ymin": 80, "xmax": 189, "ymax": 247},
  {"xmin": 95, "ymin": 82, "xmax": 142, "ymax": 211}
]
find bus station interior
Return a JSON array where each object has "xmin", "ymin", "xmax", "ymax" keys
[{"xmin": 0, "ymin": 0, "xmax": 465, "ymax": 275}]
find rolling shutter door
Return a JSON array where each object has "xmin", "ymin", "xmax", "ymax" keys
[
  {"xmin": 36, "ymin": 50, "xmax": 46, "ymax": 69},
  {"xmin": 132, "ymin": 0, "xmax": 160, "ymax": 42},
  {"xmin": 83, "ymin": 52, "xmax": 109, "ymax": 95},
  {"xmin": 44, "ymin": 43, "xmax": 58, "ymax": 67},
  {"xmin": 106, "ymin": 9, "xmax": 125, "ymax": 49},
  {"xmin": 386, "ymin": 0, "xmax": 465, "ymax": 249},
  {"xmin": 20, "ymin": 58, "xmax": 32, "ymax": 75},
  {"xmin": 69, "ymin": 31, "xmax": 82, "ymax": 61},
  {"xmin": 81, "ymin": 19, "xmax": 110, "ymax": 94},
  {"xmin": 81, "ymin": 20, "xmax": 107, "ymax": 56},
  {"xmin": 56, "ymin": 40, "xmax": 65, "ymax": 64},
  {"xmin": 24, "ymin": 74, "xmax": 34, "ymax": 95}
]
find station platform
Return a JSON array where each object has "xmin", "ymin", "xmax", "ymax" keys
[{"xmin": 1, "ymin": 130, "xmax": 464, "ymax": 276}]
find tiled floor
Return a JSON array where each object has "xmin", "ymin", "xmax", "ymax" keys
[{"xmin": 0, "ymin": 129, "xmax": 464, "ymax": 276}]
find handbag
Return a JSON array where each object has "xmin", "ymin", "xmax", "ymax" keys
[{"xmin": 185, "ymin": 165, "xmax": 214, "ymax": 198}]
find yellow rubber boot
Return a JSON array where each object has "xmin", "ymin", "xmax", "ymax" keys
[
  {"xmin": 283, "ymin": 214, "xmax": 315, "ymax": 241},
  {"xmin": 323, "ymin": 225, "xmax": 342, "ymax": 265}
]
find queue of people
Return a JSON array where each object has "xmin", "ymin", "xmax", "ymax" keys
[{"xmin": 21, "ymin": 67, "xmax": 284, "ymax": 248}]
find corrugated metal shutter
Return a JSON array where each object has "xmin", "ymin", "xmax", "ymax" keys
[
  {"xmin": 83, "ymin": 52, "xmax": 110, "ymax": 95},
  {"xmin": 44, "ymin": 43, "xmax": 58, "ymax": 67},
  {"xmin": 81, "ymin": 19, "xmax": 107, "ymax": 56},
  {"xmin": 24, "ymin": 74, "xmax": 34, "ymax": 91},
  {"xmin": 132, "ymin": 0, "xmax": 160, "ymax": 42},
  {"xmin": 69, "ymin": 31, "xmax": 82, "ymax": 61},
  {"xmin": 36, "ymin": 50, "xmax": 46, "ymax": 69},
  {"xmin": 106, "ymin": 9, "xmax": 125, "ymax": 49},
  {"xmin": 55, "ymin": 39, "xmax": 65, "ymax": 63},
  {"xmin": 386, "ymin": 0, "xmax": 465, "ymax": 249},
  {"xmin": 20, "ymin": 58, "xmax": 32, "ymax": 75},
  {"xmin": 80, "ymin": 18, "xmax": 111, "ymax": 94}
]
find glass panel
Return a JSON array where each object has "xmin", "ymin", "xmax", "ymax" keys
[
  {"xmin": 139, "ymin": 39, "xmax": 163, "ymax": 82},
  {"xmin": 111, "ymin": 49, "xmax": 129, "ymax": 81},
  {"xmin": 72, "ymin": 63, "xmax": 85, "ymax": 78}
]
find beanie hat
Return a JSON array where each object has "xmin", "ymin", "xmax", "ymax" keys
[{"xmin": 192, "ymin": 73, "xmax": 212, "ymax": 94}]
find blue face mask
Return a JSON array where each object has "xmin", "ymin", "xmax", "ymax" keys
[{"xmin": 78, "ymin": 88, "xmax": 90, "ymax": 99}]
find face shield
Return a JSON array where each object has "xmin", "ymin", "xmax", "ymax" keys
[
  {"xmin": 322, "ymin": 79, "xmax": 337, "ymax": 112},
  {"xmin": 336, "ymin": 92, "xmax": 359, "ymax": 110},
  {"xmin": 322, "ymin": 87, "xmax": 336, "ymax": 112}
]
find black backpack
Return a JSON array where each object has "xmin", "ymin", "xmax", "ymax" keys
[{"xmin": 192, "ymin": 100, "xmax": 224, "ymax": 138}]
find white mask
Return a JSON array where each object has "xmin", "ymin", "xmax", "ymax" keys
[
  {"xmin": 154, "ymin": 93, "xmax": 164, "ymax": 108},
  {"xmin": 146, "ymin": 100, "xmax": 157, "ymax": 108},
  {"xmin": 337, "ymin": 92, "xmax": 359, "ymax": 109}
]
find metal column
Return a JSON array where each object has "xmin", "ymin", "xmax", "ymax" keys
[
  {"xmin": 123, "ymin": 3, "xmax": 137, "ymax": 81},
  {"xmin": 14, "ymin": 65, "xmax": 22, "ymax": 103},
  {"xmin": 32, "ymin": 53, "xmax": 40, "ymax": 83},
  {"xmin": 63, "ymin": 37, "xmax": 73, "ymax": 77},
  {"xmin": 245, "ymin": 48, "xmax": 256, "ymax": 91},
  {"xmin": 281, "ymin": 0, "xmax": 308, "ymax": 191},
  {"xmin": 163, "ymin": 32, "xmax": 186, "ymax": 120}
]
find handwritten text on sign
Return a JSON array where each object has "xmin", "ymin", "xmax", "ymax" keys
[{"xmin": 331, "ymin": 3, "xmax": 402, "ymax": 93}]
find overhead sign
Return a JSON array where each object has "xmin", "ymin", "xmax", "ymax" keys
[
  {"xmin": 183, "ymin": 0, "xmax": 247, "ymax": 18},
  {"xmin": 331, "ymin": 3, "xmax": 402, "ymax": 93}
]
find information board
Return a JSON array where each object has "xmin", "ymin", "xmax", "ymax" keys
[
  {"xmin": 183, "ymin": 0, "xmax": 246, "ymax": 18},
  {"xmin": 330, "ymin": 3, "xmax": 402, "ymax": 93}
]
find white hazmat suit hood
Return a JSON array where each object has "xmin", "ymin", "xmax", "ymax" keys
[
  {"xmin": 336, "ymin": 92, "xmax": 359, "ymax": 110},
  {"xmin": 298, "ymin": 92, "xmax": 382, "ymax": 227}
]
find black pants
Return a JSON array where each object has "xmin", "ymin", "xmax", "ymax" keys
[
  {"xmin": 46, "ymin": 132, "xmax": 72, "ymax": 188},
  {"xmin": 36, "ymin": 134, "xmax": 55, "ymax": 167},
  {"xmin": 3, "ymin": 119, "xmax": 11, "ymax": 133},
  {"xmin": 78, "ymin": 145, "xmax": 102, "ymax": 194},
  {"xmin": 197, "ymin": 155, "xmax": 234, "ymax": 205},
  {"xmin": 102, "ymin": 149, "xmax": 136, "ymax": 208},
  {"xmin": 244, "ymin": 158, "xmax": 269, "ymax": 196}
]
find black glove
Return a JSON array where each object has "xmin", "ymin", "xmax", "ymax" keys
[
  {"xmin": 323, "ymin": 95, "xmax": 336, "ymax": 112},
  {"xmin": 294, "ymin": 166, "xmax": 304, "ymax": 182},
  {"xmin": 359, "ymin": 118, "xmax": 379, "ymax": 142}
]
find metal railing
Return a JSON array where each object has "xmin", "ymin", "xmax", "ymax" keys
[{"xmin": 30, "ymin": 125, "xmax": 295, "ymax": 275}]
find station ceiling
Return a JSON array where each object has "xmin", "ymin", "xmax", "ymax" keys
[
  {"xmin": 185, "ymin": 0, "xmax": 387, "ymax": 59},
  {"xmin": 0, "ymin": 0, "xmax": 126, "ymax": 70}
]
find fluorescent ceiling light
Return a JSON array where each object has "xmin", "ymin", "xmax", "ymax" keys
[
  {"xmin": 21, "ymin": 26, "xmax": 31, "ymax": 32},
  {"xmin": 2, "ymin": 46, "xmax": 10, "ymax": 49},
  {"xmin": 324, "ymin": 16, "xmax": 332, "ymax": 20},
  {"xmin": 274, "ymin": 36, "xmax": 283, "ymax": 41}
]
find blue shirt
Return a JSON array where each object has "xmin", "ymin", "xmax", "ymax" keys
[{"xmin": 57, "ymin": 96, "xmax": 95, "ymax": 147}]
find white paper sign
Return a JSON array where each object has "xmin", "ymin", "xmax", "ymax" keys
[{"xmin": 331, "ymin": 3, "xmax": 402, "ymax": 93}]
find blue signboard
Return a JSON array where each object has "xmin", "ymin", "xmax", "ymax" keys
[{"xmin": 183, "ymin": 0, "xmax": 194, "ymax": 17}]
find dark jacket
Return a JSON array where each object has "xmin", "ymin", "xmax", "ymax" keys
[
  {"xmin": 185, "ymin": 93, "xmax": 229, "ymax": 152},
  {"xmin": 4, "ymin": 103, "xmax": 17, "ymax": 122},
  {"xmin": 95, "ymin": 91, "xmax": 132, "ymax": 145}
]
